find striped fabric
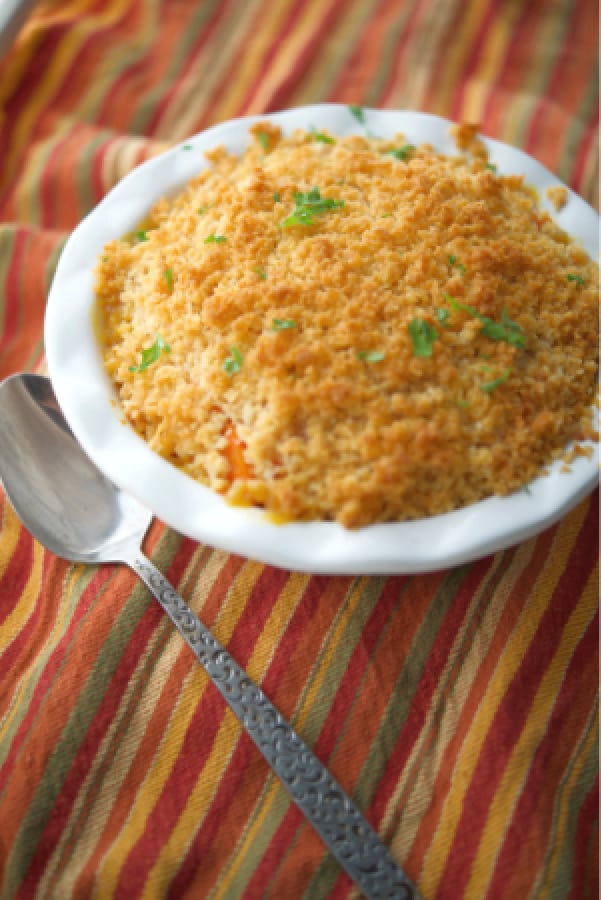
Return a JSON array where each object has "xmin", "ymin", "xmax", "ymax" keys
[{"xmin": 0, "ymin": 0, "xmax": 598, "ymax": 897}]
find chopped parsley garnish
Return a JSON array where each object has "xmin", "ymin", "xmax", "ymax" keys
[
  {"xmin": 223, "ymin": 346, "xmax": 243, "ymax": 376},
  {"xmin": 163, "ymin": 267, "xmax": 174, "ymax": 292},
  {"xmin": 257, "ymin": 130, "xmax": 269, "ymax": 152},
  {"xmin": 181, "ymin": 144, "xmax": 193, "ymax": 151},
  {"xmin": 273, "ymin": 192, "xmax": 281, "ymax": 202},
  {"xmin": 567, "ymin": 273, "xmax": 585, "ymax": 286},
  {"xmin": 408, "ymin": 318, "xmax": 439, "ymax": 357},
  {"xmin": 205, "ymin": 233, "xmax": 227, "ymax": 244},
  {"xmin": 444, "ymin": 294, "xmax": 526, "ymax": 348},
  {"xmin": 280, "ymin": 187, "xmax": 344, "ymax": 227},
  {"xmin": 272, "ymin": 318, "xmax": 297, "ymax": 330},
  {"xmin": 357, "ymin": 350, "xmax": 385, "ymax": 362},
  {"xmin": 480, "ymin": 367, "xmax": 512, "ymax": 392},
  {"xmin": 436, "ymin": 308, "xmax": 451, "ymax": 327},
  {"xmin": 386, "ymin": 145, "xmax": 415, "ymax": 161},
  {"xmin": 349, "ymin": 104, "xmax": 366, "ymax": 125},
  {"xmin": 448, "ymin": 254, "xmax": 466, "ymax": 276},
  {"xmin": 309, "ymin": 126, "xmax": 335, "ymax": 144},
  {"xmin": 197, "ymin": 206, "xmax": 206, "ymax": 215},
  {"xmin": 136, "ymin": 230, "xmax": 148, "ymax": 242},
  {"xmin": 129, "ymin": 334, "xmax": 171, "ymax": 373},
  {"xmin": 486, "ymin": 163, "xmax": 497, "ymax": 172},
  {"xmin": 255, "ymin": 266, "xmax": 267, "ymax": 280}
]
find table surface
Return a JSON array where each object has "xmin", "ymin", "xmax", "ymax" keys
[{"xmin": 0, "ymin": 1, "xmax": 598, "ymax": 898}]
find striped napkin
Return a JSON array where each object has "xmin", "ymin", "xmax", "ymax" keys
[{"xmin": 0, "ymin": 1, "xmax": 598, "ymax": 897}]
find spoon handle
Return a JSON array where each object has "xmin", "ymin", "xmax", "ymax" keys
[{"xmin": 129, "ymin": 553, "xmax": 419, "ymax": 900}]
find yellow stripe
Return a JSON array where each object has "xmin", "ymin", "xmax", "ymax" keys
[
  {"xmin": 93, "ymin": 557, "xmax": 264, "ymax": 897},
  {"xmin": 419, "ymin": 498, "xmax": 588, "ymax": 897},
  {"xmin": 208, "ymin": 1, "xmax": 295, "ymax": 123},
  {"xmin": 0, "ymin": 502, "xmax": 21, "ymax": 580},
  {"xmin": 156, "ymin": 3, "xmax": 261, "ymax": 139},
  {"xmin": 0, "ymin": 564, "xmax": 88, "ymax": 747},
  {"xmin": 42, "ymin": 548, "xmax": 230, "ymax": 894},
  {"xmin": 244, "ymin": 1, "xmax": 335, "ymax": 115},
  {"xmin": 141, "ymin": 570, "xmax": 309, "ymax": 898},
  {"xmin": 464, "ymin": 561, "xmax": 599, "ymax": 898},
  {"xmin": 9, "ymin": 0, "xmax": 130, "ymax": 221},
  {"xmin": 0, "ymin": 532, "xmax": 44, "ymax": 652},
  {"xmin": 459, "ymin": 1, "xmax": 524, "ymax": 122},
  {"xmin": 384, "ymin": 540, "xmax": 537, "ymax": 858},
  {"xmin": 212, "ymin": 576, "xmax": 374, "ymax": 898},
  {"xmin": 429, "ymin": 0, "xmax": 490, "ymax": 117}
]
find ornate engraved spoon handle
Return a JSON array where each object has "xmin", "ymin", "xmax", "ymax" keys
[{"xmin": 130, "ymin": 554, "xmax": 419, "ymax": 900}]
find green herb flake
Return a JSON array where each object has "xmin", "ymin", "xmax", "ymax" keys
[
  {"xmin": 436, "ymin": 308, "xmax": 451, "ymax": 327},
  {"xmin": 408, "ymin": 318, "xmax": 439, "ymax": 357},
  {"xmin": 349, "ymin": 105, "xmax": 366, "ymax": 124},
  {"xmin": 223, "ymin": 346, "xmax": 243, "ymax": 376},
  {"xmin": 205, "ymin": 233, "xmax": 227, "ymax": 244},
  {"xmin": 129, "ymin": 334, "xmax": 171, "ymax": 373},
  {"xmin": 280, "ymin": 186, "xmax": 344, "ymax": 228},
  {"xmin": 486, "ymin": 163, "xmax": 497, "ymax": 172},
  {"xmin": 197, "ymin": 206, "xmax": 206, "ymax": 215},
  {"xmin": 448, "ymin": 254, "xmax": 466, "ymax": 276},
  {"xmin": 444, "ymin": 294, "xmax": 526, "ymax": 348},
  {"xmin": 567, "ymin": 273, "xmax": 585, "ymax": 286},
  {"xmin": 273, "ymin": 192, "xmax": 281, "ymax": 202},
  {"xmin": 163, "ymin": 267, "xmax": 174, "ymax": 292},
  {"xmin": 136, "ymin": 230, "xmax": 148, "ymax": 242},
  {"xmin": 272, "ymin": 318, "xmax": 297, "ymax": 330},
  {"xmin": 386, "ymin": 144, "xmax": 415, "ymax": 161},
  {"xmin": 480, "ymin": 367, "xmax": 513, "ymax": 393},
  {"xmin": 309, "ymin": 126, "xmax": 335, "ymax": 144},
  {"xmin": 181, "ymin": 144, "xmax": 193, "ymax": 151},
  {"xmin": 357, "ymin": 350, "xmax": 385, "ymax": 362},
  {"xmin": 257, "ymin": 130, "xmax": 269, "ymax": 152},
  {"xmin": 255, "ymin": 266, "xmax": 267, "ymax": 280}
]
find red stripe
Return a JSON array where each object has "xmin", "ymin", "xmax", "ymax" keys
[
  {"xmin": 144, "ymin": 0, "xmax": 232, "ymax": 137},
  {"xmin": 437, "ymin": 498, "xmax": 598, "ymax": 897},
  {"xmin": 13, "ymin": 536, "xmax": 198, "ymax": 898},
  {"xmin": 164, "ymin": 573, "xmax": 354, "ymax": 898},
  {"xmin": 0, "ymin": 523, "xmax": 34, "ymax": 629},
  {"xmin": 377, "ymin": 0, "xmax": 448, "ymax": 109},
  {"xmin": 114, "ymin": 564, "xmax": 290, "ymax": 898},
  {"xmin": 569, "ymin": 109, "xmax": 599, "ymax": 196},
  {"xmin": 449, "ymin": 0, "xmax": 505, "ymax": 122},
  {"xmin": 569, "ymin": 775, "xmax": 599, "ymax": 900},
  {"xmin": 0, "ymin": 228, "xmax": 28, "ymax": 359},
  {"xmin": 0, "ymin": 565, "xmax": 110, "ymax": 794},
  {"xmin": 241, "ymin": 0, "xmax": 343, "ymax": 115},
  {"xmin": 486, "ymin": 612, "xmax": 599, "ymax": 899},
  {"xmin": 522, "ymin": 0, "xmax": 594, "ymax": 166}
]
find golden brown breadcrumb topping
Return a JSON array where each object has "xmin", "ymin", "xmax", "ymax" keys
[{"xmin": 96, "ymin": 122, "xmax": 599, "ymax": 527}]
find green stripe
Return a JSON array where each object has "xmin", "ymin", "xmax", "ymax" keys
[
  {"xmin": 0, "ymin": 227, "xmax": 17, "ymax": 341},
  {"xmin": 509, "ymin": 0, "xmax": 578, "ymax": 150},
  {"xmin": 214, "ymin": 574, "xmax": 390, "ymax": 897},
  {"xmin": 291, "ymin": 0, "xmax": 381, "ymax": 106},
  {"xmin": 2, "ymin": 559, "xmax": 165, "ymax": 894},
  {"xmin": 0, "ymin": 562, "xmax": 98, "ymax": 790},
  {"xmin": 306, "ymin": 545, "xmax": 525, "ymax": 897},
  {"xmin": 363, "ymin": 1, "xmax": 418, "ymax": 107},
  {"xmin": 75, "ymin": 133, "xmax": 113, "ymax": 217},
  {"xmin": 38, "ymin": 536, "xmax": 219, "ymax": 894},
  {"xmin": 532, "ymin": 690, "xmax": 599, "ymax": 897},
  {"xmin": 129, "ymin": 0, "xmax": 222, "ymax": 135}
]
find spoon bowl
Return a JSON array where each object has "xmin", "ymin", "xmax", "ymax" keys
[{"xmin": 0, "ymin": 373, "xmax": 419, "ymax": 900}]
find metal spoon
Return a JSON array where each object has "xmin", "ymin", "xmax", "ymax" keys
[{"xmin": 0, "ymin": 373, "xmax": 419, "ymax": 900}]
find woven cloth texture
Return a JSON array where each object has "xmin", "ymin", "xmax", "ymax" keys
[{"xmin": 0, "ymin": 1, "xmax": 598, "ymax": 898}]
